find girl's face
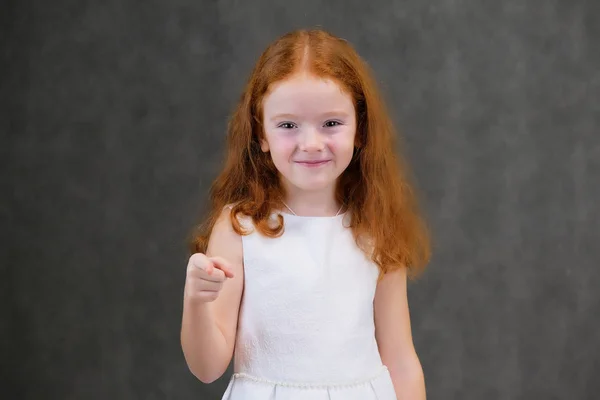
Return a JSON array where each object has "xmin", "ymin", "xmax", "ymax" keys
[{"xmin": 261, "ymin": 73, "xmax": 357, "ymax": 195}]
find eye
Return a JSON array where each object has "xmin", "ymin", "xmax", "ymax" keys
[
  {"xmin": 277, "ymin": 122, "xmax": 297, "ymax": 129},
  {"xmin": 324, "ymin": 120, "xmax": 342, "ymax": 127}
]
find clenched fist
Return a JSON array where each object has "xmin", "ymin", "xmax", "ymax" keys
[{"xmin": 184, "ymin": 253, "xmax": 235, "ymax": 303}]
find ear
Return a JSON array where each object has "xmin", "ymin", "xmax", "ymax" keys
[{"xmin": 260, "ymin": 138, "xmax": 270, "ymax": 152}]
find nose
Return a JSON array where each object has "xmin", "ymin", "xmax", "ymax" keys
[{"xmin": 299, "ymin": 127, "xmax": 324, "ymax": 152}]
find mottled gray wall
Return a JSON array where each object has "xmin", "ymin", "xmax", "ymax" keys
[{"xmin": 3, "ymin": 0, "xmax": 599, "ymax": 399}]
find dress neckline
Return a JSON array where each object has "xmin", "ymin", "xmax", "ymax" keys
[{"xmin": 277, "ymin": 211, "xmax": 347, "ymax": 220}]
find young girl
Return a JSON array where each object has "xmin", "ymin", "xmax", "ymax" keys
[{"xmin": 181, "ymin": 28, "xmax": 431, "ymax": 400}]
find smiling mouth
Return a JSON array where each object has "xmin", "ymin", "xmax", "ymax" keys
[{"xmin": 295, "ymin": 160, "xmax": 331, "ymax": 167}]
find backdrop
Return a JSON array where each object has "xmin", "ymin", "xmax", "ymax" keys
[{"xmin": 3, "ymin": 1, "xmax": 599, "ymax": 399}]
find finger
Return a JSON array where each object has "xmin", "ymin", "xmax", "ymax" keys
[
  {"xmin": 196, "ymin": 291, "xmax": 219, "ymax": 303},
  {"xmin": 198, "ymin": 280, "xmax": 223, "ymax": 292},
  {"xmin": 208, "ymin": 256, "xmax": 235, "ymax": 278},
  {"xmin": 189, "ymin": 253, "xmax": 213, "ymax": 274},
  {"xmin": 198, "ymin": 267, "xmax": 226, "ymax": 283},
  {"xmin": 205, "ymin": 261, "xmax": 214, "ymax": 275}
]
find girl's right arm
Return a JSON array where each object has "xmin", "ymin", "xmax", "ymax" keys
[{"xmin": 180, "ymin": 207, "xmax": 244, "ymax": 383}]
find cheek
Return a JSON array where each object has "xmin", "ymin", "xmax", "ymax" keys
[
  {"xmin": 330, "ymin": 133, "xmax": 356, "ymax": 159},
  {"xmin": 267, "ymin": 136, "xmax": 295, "ymax": 160}
]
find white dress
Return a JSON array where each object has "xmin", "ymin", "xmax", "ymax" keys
[{"xmin": 221, "ymin": 210, "xmax": 397, "ymax": 399}]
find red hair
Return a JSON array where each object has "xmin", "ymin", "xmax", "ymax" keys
[{"xmin": 189, "ymin": 28, "xmax": 430, "ymax": 278}]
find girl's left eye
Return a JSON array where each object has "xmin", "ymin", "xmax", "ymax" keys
[
  {"xmin": 278, "ymin": 122, "xmax": 296, "ymax": 129},
  {"xmin": 324, "ymin": 120, "xmax": 342, "ymax": 127}
]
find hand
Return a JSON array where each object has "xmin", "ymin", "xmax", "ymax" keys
[{"xmin": 184, "ymin": 253, "xmax": 235, "ymax": 303}]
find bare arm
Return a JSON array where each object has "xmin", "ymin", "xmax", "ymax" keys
[
  {"xmin": 180, "ymin": 207, "xmax": 244, "ymax": 383},
  {"xmin": 374, "ymin": 267, "xmax": 426, "ymax": 400}
]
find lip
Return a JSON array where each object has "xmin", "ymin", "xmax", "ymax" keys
[{"xmin": 295, "ymin": 160, "xmax": 331, "ymax": 167}]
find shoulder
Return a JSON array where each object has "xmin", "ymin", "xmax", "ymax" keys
[
  {"xmin": 213, "ymin": 204, "xmax": 238, "ymax": 233},
  {"xmin": 205, "ymin": 205, "xmax": 243, "ymax": 265}
]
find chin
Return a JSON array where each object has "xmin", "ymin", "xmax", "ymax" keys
[{"xmin": 290, "ymin": 179, "xmax": 335, "ymax": 192}]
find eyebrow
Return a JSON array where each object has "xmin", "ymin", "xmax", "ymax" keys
[{"xmin": 270, "ymin": 111, "xmax": 351, "ymax": 121}]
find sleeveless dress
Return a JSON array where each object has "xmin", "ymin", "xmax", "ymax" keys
[{"xmin": 221, "ymin": 210, "xmax": 398, "ymax": 399}]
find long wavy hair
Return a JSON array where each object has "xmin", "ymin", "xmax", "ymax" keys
[{"xmin": 189, "ymin": 28, "xmax": 430, "ymax": 278}]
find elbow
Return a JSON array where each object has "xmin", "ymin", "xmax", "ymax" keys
[
  {"xmin": 194, "ymin": 371, "xmax": 221, "ymax": 385},
  {"xmin": 182, "ymin": 348, "xmax": 229, "ymax": 384},
  {"xmin": 186, "ymin": 363, "xmax": 227, "ymax": 384},
  {"xmin": 385, "ymin": 353, "xmax": 424, "ymax": 380},
  {"xmin": 180, "ymin": 329, "xmax": 232, "ymax": 384}
]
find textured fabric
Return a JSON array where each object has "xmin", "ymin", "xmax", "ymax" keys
[
  {"xmin": 221, "ymin": 210, "xmax": 397, "ymax": 399},
  {"xmin": 222, "ymin": 365, "xmax": 397, "ymax": 399}
]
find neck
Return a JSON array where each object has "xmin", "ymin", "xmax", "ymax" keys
[{"xmin": 281, "ymin": 183, "xmax": 341, "ymax": 217}]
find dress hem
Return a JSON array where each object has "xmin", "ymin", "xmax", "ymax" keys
[{"xmin": 229, "ymin": 365, "xmax": 389, "ymax": 389}]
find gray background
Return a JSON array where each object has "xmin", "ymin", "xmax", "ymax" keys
[{"xmin": 2, "ymin": 0, "xmax": 599, "ymax": 399}]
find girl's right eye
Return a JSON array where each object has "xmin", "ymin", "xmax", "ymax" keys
[{"xmin": 278, "ymin": 122, "xmax": 296, "ymax": 129}]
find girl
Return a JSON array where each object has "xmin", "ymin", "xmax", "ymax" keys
[{"xmin": 181, "ymin": 28, "xmax": 431, "ymax": 400}]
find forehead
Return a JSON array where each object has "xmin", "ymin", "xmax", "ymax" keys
[{"xmin": 263, "ymin": 73, "xmax": 354, "ymax": 114}]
